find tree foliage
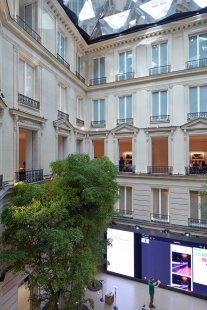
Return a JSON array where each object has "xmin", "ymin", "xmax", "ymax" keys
[{"xmin": 0, "ymin": 154, "xmax": 118, "ymax": 309}]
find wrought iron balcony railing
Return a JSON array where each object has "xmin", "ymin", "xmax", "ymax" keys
[
  {"xmin": 57, "ymin": 110, "xmax": 69, "ymax": 122},
  {"xmin": 76, "ymin": 71, "xmax": 85, "ymax": 84},
  {"xmin": 149, "ymin": 65, "xmax": 171, "ymax": 76},
  {"xmin": 151, "ymin": 213, "xmax": 170, "ymax": 223},
  {"xmin": 91, "ymin": 120, "xmax": 106, "ymax": 128},
  {"xmin": 147, "ymin": 166, "xmax": 173, "ymax": 175},
  {"xmin": 117, "ymin": 165, "xmax": 136, "ymax": 173},
  {"xmin": 0, "ymin": 174, "xmax": 3, "ymax": 189},
  {"xmin": 89, "ymin": 77, "xmax": 106, "ymax": 86},
  {"xmin": 116, "ymin": 209, "xmax": 134, "ymax": 218},
  {"xmin": 18, "ymin": 93, "xmax": 40, "ymax": 110},
  {"xmin": 16, "ymin": 15, "xmax": 41, "ymax": 43},
  {"xmin": 57, "ymin": 54, "xmax": 70, "ymax": 70},
  {"xmin": 76, "ymin": 118, "xmax": 84, "ymax": 127},
  {"xmin": 150, "ymin": 115, "xmax": 170, "ymax": 122},
  {"xmin": 186, "ymin": 58, "xmax": 207, "ymax": 69},
  {"xmin": 187, "ymin": 112, "xmax": 207, "ymax": 120},
  {"xmin": 116, "ymin": 72, "xmax": 135, "ymax": 81},
  {"xmin": 15, "ymin": 169, "xmax": 43, "ymax": 183},
  {"xmin": 185, "ymin": 166, "xmax": 207, "ymax": 175},
  {"xmin": 117, "ymin": 118, "xmax": 133, "ymax": 125},
  {"xmin": 188, "ymin": 218, "xmax": 207, "ymax": 229}
]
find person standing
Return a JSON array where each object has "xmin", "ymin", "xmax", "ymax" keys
[{"xmin": 148, "ymin": 277, "xmax": 160, "ymax": 308}]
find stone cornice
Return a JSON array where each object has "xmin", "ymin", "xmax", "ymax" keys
[
  {"xmin": 9, "ymin": 108, "xmax": 47, "ymax": 124},
  {"xmin": 145, "ymin": 126, "xmax": 176, "ymax": 134},
  {"xmin": 46, "ymin": 0, "xmax": 88, "ymax": 52}
]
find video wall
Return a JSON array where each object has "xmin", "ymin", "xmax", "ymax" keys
[{"xmin": 107, "ymin": 228, "xmax": 207, "ymax": 299}]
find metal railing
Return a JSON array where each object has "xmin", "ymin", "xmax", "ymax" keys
[
  {"xmin": 188, "ymin": 218, "xmax": 207, "ymax": 229},
  {"xmin": 147, "ymin": 166, "xmax": 173, "ymax": 175},
  {"xmin": 116, "ymin": 209, "xmax": 134, "ymax": 218},
  {"xmin": 151, "ymin": 213, "xmax": 170, "ymax": 223},
  {"xmin": 186, "ymin": 58, "xmax": 207, "ymax": 69},
  {"xmin": 185, "ymin": 166, "xmax": 207, "ymax": 175},
  {"xmin": 76, "ymin": 71, "xmax": 85, "ymax": 84},
  {"xmin": 91, "ymin": 120, "xmax": 106, "ymax": 128},
  {"xmin": 18, "ymin": 93, "xmax": 40, "ymax": 110},
  {"xmin": 117, "ymin": 118, "xmax": 133, "ymax": 125},
  {"xmin": 89, "ymin": 77, "xmax": 106, "ymax": 86},
  {"xmin": 16, "ymin": 15, "xmax": 41, "ymax": 43},
  {"xmin": 149, "ymin": 65, "xmax": 171, "ymax": 75},
  {"xmin": 187, "ymin": 112, "xmax": 207, "ymax": 120},
  {"xmin": 76, "ymin": 118, "xmax": 84, "ymax": 127},
  {"xmin": 15, "ymin": 169, "xmax": 43, "ymax": 183},
  {"xmin": 116, "ymin": 72, "xmax": 134, "ymax": 81},
  {"xmin": 57, "ymin": 110, "xmax": 69, "ymax": 122},
  {"xmin": 117, "ymin": 165, "xmax": 136, "ymax": 173},
  {"xmin": 0, "ymin": 174, "xmax": 3, "ymax": 189},
  {"xmin": 150, "ymin": 115, "xmax": 170, "ymax": 122},
  {"xmin": 57, "ymin": 54, "xmax": 70, "ymax": 70}
]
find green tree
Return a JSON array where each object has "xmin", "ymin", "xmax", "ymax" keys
[{"xmin": 0, "ymin": 154, "xmax": 118, "ymax": 309}]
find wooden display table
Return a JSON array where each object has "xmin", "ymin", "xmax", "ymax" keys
[{"xmin": 105, "ymin": 293, "xmax": 114, "ymax": 305}]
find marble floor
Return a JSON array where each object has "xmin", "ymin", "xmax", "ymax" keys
[{"xmin": 84, "ymin": 273, "xmax": 207, "ymax": 310}]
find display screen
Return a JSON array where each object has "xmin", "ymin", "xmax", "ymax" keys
[
  {"xmin": 107, "ymin": 228, "xmax": 207, "ymax": 298},
  {"xmin": 107, "ymin": 228, "xmax": 134, "ymax": 277}
]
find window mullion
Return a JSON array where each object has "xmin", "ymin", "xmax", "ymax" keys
[{"xmin": 124, "ymin": 187, "xmax": 126, "ymax": 212}]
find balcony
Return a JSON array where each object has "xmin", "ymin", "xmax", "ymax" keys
[
  {"xmin": 147, "ymin": 166, "xmax": 173, "ymax": 175},
  {"xmin": 151, "ymin": 213, "xmax": 170, "ymax": 223},
  {"xmin": 149, "ymin": 65, "xmax": 171, "ymax": 76},
  {"xmin": 76, "ymin": 118, "xmax": 84, "ymax": 127},
  {"xmin": 117, "ymin": 118, "xmax": 133, "ymax": 125},
  {"xmin": 187, "ymin": 112, "xmax": 207, "ymax": 120},
  {"xmin": 0, "ymin": 174, "xmax": 3, "ymax": 189},
  {"xmin": 91, "ymin": 120, "xmax": 106, "ymax": 128},
  {"xmin": 116, "ymin": 209, "xmax": 134, "ymax": 218},
  {"xmin": 57, "ymin": 110, "xmax": 69, "ymax": 122},
  {"xmin": 150, "ymin": 115, "xmax": 170, "ymax": 123},
  {"xmin": 57, "ymin": 54, "xmax": 70, "ymax": 70},
  {"xmin": 188, "ymin": 218, "xmax": 207, "ymax": 229},
  {"xmin": 16, "ymin": 15, "xmax": 41, "ymax": 43},
  {"xmin": 89, "ymin": 77, "xmax": 106, "ymax": 86},
  {"xmin": 18, "ymin": 93, "xmax": 40, "ymax": 110},
  {"xmin": 116, "ymin": 72, "xmax": 134, "ymax": 81},
  {"xmin": 15, "ymin": 169, "xmax": 43, "ymax": 183},
  {"xmin": 117, "ymin": 165, "xmax": 136, "ymax": 174},
  {"xmin": 185, "ymin": 166, "xmax": 207, "ymax": 175},
  {"xmin": 186, "ymin": 58, "xmax": 207, "ymax": 69},
  {"xmin": 76, "ymin": 71, "xmax": 85, "ymax": 84}
]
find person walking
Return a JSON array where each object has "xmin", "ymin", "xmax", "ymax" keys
[{"xmin": 148, "ymin": 277, "xmax": 160, "ymax": 308}]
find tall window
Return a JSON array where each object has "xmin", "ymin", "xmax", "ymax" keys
[
  {"xmin": 76, "ymin": 54, "xmax": 82, "ymax": 74},
  {"xmin": 93, "ymin": 57, "xmax": 105, "ymax": 80},
  {"xmin": 189, "ymin": 33, "xmax": 207, "ymax": 61},
  {"xmin": 189, "ymin": 86, "xmax": 207, "ymax": 113},
  {"xmin": 118, "ymin": 95, "xmax": 132, "ymax": 123},
  {"xmin": 57, "ymin": 32, "xmax": 65, "ymax": 58},
  {"xmin": 59, "ymin": 85, "xmax": 66, "ymax": 111},
  {"xmin": 119, "ymin": 51, "xmax": 132, "ymax": 74},
  {"xmin": 152, "ymin": 188, "xmax": 169, "ymax": 221},
  {"xmin": 152, "ymin": 91, "xmax": 168, "ymax": 119},
  {"xmin": 152, "ymin": 43, "xmax": 167, "ymax": 68},
  {"xmin": 190, "ymin": 191, "xmax": 207, "ymax": 221},
  {"xmin": 77, "ymin": 97, "xmax": 83, "ymax": 120},
  {"xmin": 93, "ymin": 99, "xmax": 105, "ymax": 122},
  {"xmin": 118, "ymin": 186, "xmax": 132, "ymax": 215},
  {"xmin": 19, "ymin": 60, "xmax": 35, "ymax": 98},
  {"xmin": 21, "ymin": 1, "xmax": 37, "ymax": 29}
]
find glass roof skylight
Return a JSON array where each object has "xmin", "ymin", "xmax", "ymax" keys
[{"xmin": 59, "ymin": 0, "xmax": 207, "ymax": 41}]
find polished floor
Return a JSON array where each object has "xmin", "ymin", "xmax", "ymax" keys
[{"xmin": 84, "ymin": 273, "xmax": 207, "ymax": 310}]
